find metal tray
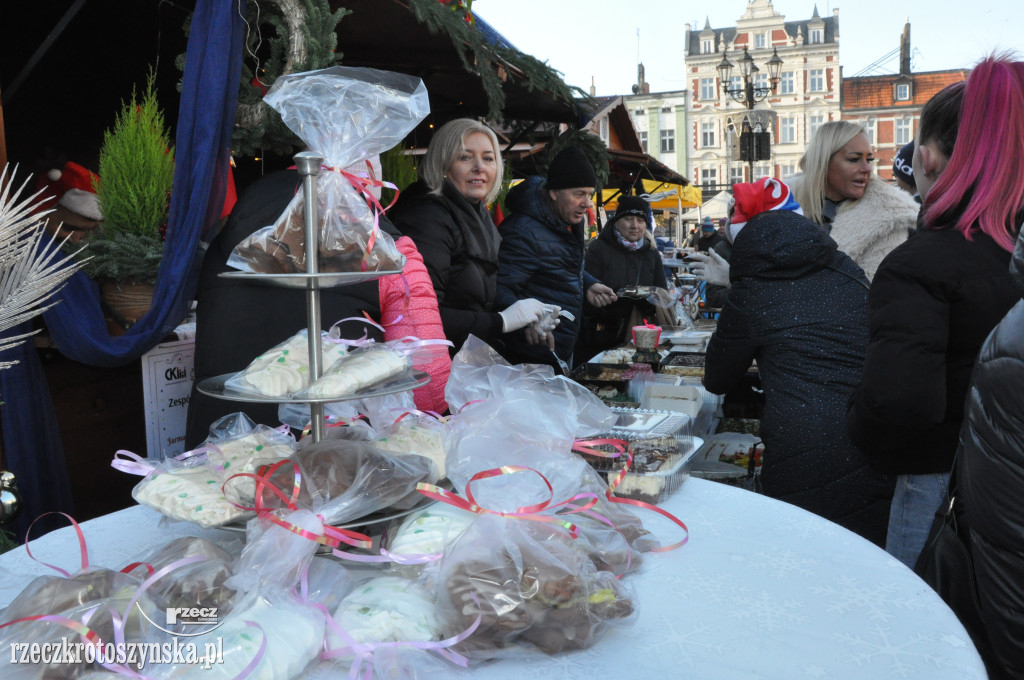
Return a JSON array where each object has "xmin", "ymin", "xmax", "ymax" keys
[{"xmin": 196, "ymin": 368, "xmax": 430, "ymax": 404}]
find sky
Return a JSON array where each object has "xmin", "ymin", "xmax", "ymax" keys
[{"xmin": 475, "ymin": 0, "xmax": 1021, "ymax": 96}]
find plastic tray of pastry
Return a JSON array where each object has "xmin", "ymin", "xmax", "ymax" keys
[
  {"xmin": 580, "ymin": 436, "xmax": 702, "ymax": 505},
  {"xmin": 659, "ymin": 351, "xmax": 706, "ymax": 378},
  {"xmin": 195, "ymin": 368, "xmax": 430, "ymax": 404},
  {"xmin": 608, "ymin": 407, "xmax": 691, "ymax": 438},
  {"xmin": 218, "ymin": 263, "xmax": 405, "ymax": 289}
]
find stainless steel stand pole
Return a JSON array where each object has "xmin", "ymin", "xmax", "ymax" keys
[{"xmin": 294, "ymin": 151, "xmax": 326, "ymax": 443}]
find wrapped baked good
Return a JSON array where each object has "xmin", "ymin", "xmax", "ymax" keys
[
  {"xmin": 129, "ymin": 537, "xmax": 239, "ymax": 614},
  {"xmin": 225, "ymin": 330, "xmax": 351, "ymax": 398},
  {"xmin": 262, "ymin": 438, "xmax": 433, "ymax": 525},
  {"xmin": 296, "ymin": 345, "xmax": 411, "ymax": 400},
  {"xmin": 227, "ymin": 66, "xmax": 428, "ymax": 275},
  {"xmin": 372, "ymin": 414, "xmax": 448, "ymax": 483},
  {"xmin": 327, "ymin": 576, "xmax": 440, "ymax": 648},
  {"xmin": 384, "ymin": 502, "xmax": 474, "ymax": 558},
  {"xmin": 437, "ymin": 516, "xmax": 636, "ymax": 657}
]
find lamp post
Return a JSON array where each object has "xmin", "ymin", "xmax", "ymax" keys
[{"xmin": 717, "ymin": 47, "xmax": 783, "ymax": 181}]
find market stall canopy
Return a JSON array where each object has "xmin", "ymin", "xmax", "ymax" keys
[
  {"xmin": 332, "ymin": 0, "xmax": 587, "ymax": 130},
  {"xmin": 602, "ymin": 180, "xmax": 702, "ymax": 211},
  {"xmin": 681, "ymin": 190, "xmax": 734, "ymax": 222}
]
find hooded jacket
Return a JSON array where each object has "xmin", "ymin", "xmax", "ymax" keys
[
  {"xmin": 955, "ymin": 233, "xmax": 1024, "ymax": 680},
  {"xmin": 846, "ymin": 227, "xmax": 1018, "ymax": 475},
  {"xmin": 704, "ymin": 210, "xmax": 894, "ymax": 546},
  {"xmin": 391, "ymin": 179, "xmax": 504, "ymax": 354},
  {"xmin": 787, "ymin": 174, "xmax": 919, "ymax": 280},
  {"xmin": 495, "ymin": 175, "xmax": 599, "ymax": 365},
  {"xmin": 577, "ymin": 217, "xmax": 668, "ymax": 361}
]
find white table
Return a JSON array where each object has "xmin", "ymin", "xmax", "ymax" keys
[{"xmin": 0, "ymin": 479, "xmax": 985, "ymax": 679}]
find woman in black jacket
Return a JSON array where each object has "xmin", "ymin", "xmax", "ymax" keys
[
  {"xmin": 847, "ymin": 56, "xmax": 1024, "ymax": 568},
  {"xmin": 576, "ymin": 194, "xmax": 667, "ymax": 363},
  {"xmin": 704, "ymin": 179, "xmax": 894, "ymax": 546},
  {"xmin": 391, "ymin": 118, "xmax": 549, "ymax": 355}
]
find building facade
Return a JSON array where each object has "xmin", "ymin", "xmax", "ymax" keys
[
  {"xmin": 623, "ymin": 87, "xmax": 689, "ymax": 177},
  {"xmin": 683, "ymin": 0, "xmax": 841, "ymax": 192},
  {"xmin": 841, "ymin": 25, "xmax": 968, "ymax": 184}
]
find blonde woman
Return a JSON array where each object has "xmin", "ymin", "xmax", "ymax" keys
[
  {"xmin": 787, "ymin": 121, "xmax": 919, "ymax": 280},
  {"xmin": 391, "ymin": 118, "xmax": 549, "ymax": 354}
]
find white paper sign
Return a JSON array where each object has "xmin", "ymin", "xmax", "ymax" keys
[{"xmin": 141, "ymin": 338, "xmax": 195, "ymax": 460}]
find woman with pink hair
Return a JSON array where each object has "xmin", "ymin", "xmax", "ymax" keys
[{"xmin": 847, "ymin": 55, "xmax": 1024, "ymax": 570}]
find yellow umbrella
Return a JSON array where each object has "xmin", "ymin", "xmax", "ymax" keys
[{"xmin": 601, "ymin": 180, "xmax": 701, "ymax": 211}]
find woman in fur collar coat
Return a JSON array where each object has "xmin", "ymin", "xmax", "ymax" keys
[{"xmin": 787, "ymin": 121, "xmax": 920, "ymax": 281}]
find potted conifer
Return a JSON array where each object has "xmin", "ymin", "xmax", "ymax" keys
[{"xmin": 81, "ymin": 70, "xmax": 174, "ymax": 328}]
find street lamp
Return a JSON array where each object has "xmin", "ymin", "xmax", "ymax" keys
[
  {"xmin": 717, "ymin": 47, "xmax": 783, "ymax": 181},
  {"xmin": 717, "ymin": 47, "xmax": 783, "ymax": 109}
]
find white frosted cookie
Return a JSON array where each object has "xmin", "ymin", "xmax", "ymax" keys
[
  {"xmin": 303, "ymin": 350, "xmax": 410, "ymax": 398},
  {"xmin": 329, "ymin": 576, "xmax": 439, "ymax": 645}
]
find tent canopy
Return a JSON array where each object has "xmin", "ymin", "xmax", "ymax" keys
[
  {"xmin": 681, "ymin": 190, "xmax": 734, "ymax": 222},
  {"xmin": 602, "ymin": 179, "xmax": 702, "ymax": 212}
]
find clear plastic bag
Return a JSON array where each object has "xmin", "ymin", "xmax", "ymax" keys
[
  {"xmin": 129, "ymin": 536, "xmax": 240, "ymax": 615},
  {"xmin": 225, "ymin": 509, "xmax": 324, "ymax": 596},
  {"xmin": 262, "ymin": 439, "xmax": 434, "ymax": 525},
  {"xmin": 436, "ymin": 515, "xmax": 636, "ymax": 658},
  {"xmin": 225, "ymin": 329, "xmax": 351, "ymax": 398},
  {"xmin": 372, "ymin": 411, "xmax": 449, "ymax": 483},
  {"xmin": 294, "ymin": 344, "xmax": 411, "ymax": 400},
  {"xmin": 228, "ymin": 66, "xmax": 429, "ymax": 274}
]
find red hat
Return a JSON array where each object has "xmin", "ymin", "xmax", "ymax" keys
[
  {"xmin": 44, "ymin": 162, "xmax": 102, "ymax": 221},
  {"xmin": 730, "ymin": 178, "xmax": 801, "ymax": 232}
]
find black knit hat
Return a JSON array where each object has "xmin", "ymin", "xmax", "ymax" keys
[
  {"xmin": 893, "ymin": 141, "xmax": 915, "ymax": 188},
  {"xmin": 545, "ymin": 146, "xmax": 597, "ymax": 190},
  {"xmin": 612, "ymin": 194, "xmax": 649, "ymax": 223}
]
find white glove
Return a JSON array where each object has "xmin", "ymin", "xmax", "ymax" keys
[
  {"xmin": 499, "ymin": 298, "xmax": 548, "ymax": 333},
  {"xmin": 687, "ymin": 251, "xmax": 731, "ymax": 288},
  {"xmin": 534, "ymin": 305, "xmax": 562, "ymax": 333}
]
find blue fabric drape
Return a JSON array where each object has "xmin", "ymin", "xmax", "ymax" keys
[{"xmin": 0, "ymin": 0, "xmax": 243, "ymax": 540}]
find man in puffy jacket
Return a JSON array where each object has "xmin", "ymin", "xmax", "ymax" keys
[{"xmin": 495, "ymin": 147, "xmax": 616, "ymax": 368}]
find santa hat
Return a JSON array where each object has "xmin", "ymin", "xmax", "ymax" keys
[
  {"xmin": 45, "ymin": 162, "xmax": 102, "ymax": 221},
  {"xmin": 728, "ymin": 177, "xmax": 801, "ymax": 240}
]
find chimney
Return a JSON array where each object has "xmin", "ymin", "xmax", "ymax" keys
[
  {"xmin": 637, "ymin": 63, "xmax": 650, "ymax": 95},
  {"xmin": 590, "ymin": 76, "xmax": 596, "ymax": 97},
  {"xmin": 899, "ymin": 21, "xmax": 911, "ymax": 75}
]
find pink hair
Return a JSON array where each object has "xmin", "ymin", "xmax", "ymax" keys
[{"xmin": 922, "ymin": 55, "xmax": 1024, "ymax": 251}]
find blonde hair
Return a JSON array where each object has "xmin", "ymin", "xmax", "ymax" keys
[
  {"xmin": 419, "ymin": 118, "xmax": 504, "ymax": 205},
  {"xmin": 795, "ymin": 120, "xmax": 866, "ymax": 225}
]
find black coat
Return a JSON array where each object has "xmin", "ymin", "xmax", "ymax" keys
[
  {"xmin": 390, "ymin": 179, "xmax": 503, "ymax": 354},
  {"xmin": 495, "ymin": 176, "xmax": 598, "ymax": 365},
  {"xmin": 185, "ymin": 171, "xmax": 385, "ymax": 448},
  {"xmin": 577, "ymin": 221, "xmax": 668, "ymax": 362},
  {"xmin": 954, "ymin": 234, "xmax": 1024, "ymax": 680},
  {"xmin": 847, "ymin": 228, "xmax": 1018, "ymax": 475},
  {"xmin": 703, "ymin": 210, "xmax": 894, "ymax": 546}
]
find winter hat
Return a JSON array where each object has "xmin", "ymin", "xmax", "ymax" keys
[
  {"xmin": 45, "ymin": 162, "xmax": 102, "ymax": 221},
  {"xmin": 728, "ymin": 177, "xmax": 802, "ymax": 243},
  {"xmin": 892, "ymin": 141, "xmax": 915, "ymax": 189},
  {"xmin": 545, "ymin": 146, "xmax": 597, "ymax": 190},
  {"xmin": 700, "ymin": 216, "xmax": 715, "ymax": 232},
  {"xmin": 612, "ymin": 194, "xmax": 649, "ymax": 223}
]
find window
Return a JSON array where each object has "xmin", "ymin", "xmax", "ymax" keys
[
  {"xmin": 755, "ymin": 72, "xmax": 769, "ymax": 92},
  {"xmin": 780, "ymin": 117, "xmax": 796, "ymax": 143},
  {"xmin": 638, "ymin": 130, "xmax": 648, "ymax": 153},
  {"xmin": 865, "ymin": 117, "xmax": 876, "ymax": 146},
  {"xmin": 753, "ymin": 162, "xmax": 771, "ymax": 180},
  {"xmin": 702, "ymin": 38, "xmax": 713, "ymax": 54},
  {"xmin": 730, "ymin": 75, "xmax": 743, "ymax": 94},
  {"xmin": 779, "ymin": 71, "xmax": 795, "ymax": 94},
  {"xmin": 895, "ymin": 116, "xmax": 913, "ymax": 145},
  {"xmin": 729, "ymin": 166, "xmax": 744, "ymax": 185},
  {"xmin": 810, "ymin": 28, "xmax": 823, "ymax": 44},
  {"xmin": 701, "ymin": 121, "xmax": 716, "ymax": 147},
  {"xmin": 661, "ymin": 106, "xmax": 672, "ymax": 113},
  {"xmin": 701, "ymin": 168, "xmax": 717, "ymax": 191},
  {"xmin": 895, "ymin": 83, "xmax": 911, "ymax": 100},
  {"xmin": 700, "ymin": 78, "xmax": 715, "ymax": 100},
  {"xmin": 660, "ymin": 129, "xmax": 675, "ymax": 153},
  {"xmin": 634, "ymin": 108, "xmax": 646, "ymax": 116},
  {"xmin": 754, "ymin": 33, "xmax": 767, "ymax": 49},
  {"xmin": 809, "ymin": 69, "xmax": 825, "ymax": 92},
  {"xmin": 808, "ymin": 113, "xmax": 825, "ymax": 139},
  {"xmin": 780, "ymin": 163, "xmax": 797, "ymax": 179}
]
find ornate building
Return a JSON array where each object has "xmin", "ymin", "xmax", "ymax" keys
[{"xmin": 682, "ymin": 0, "xmax": 841, "ymax": 192}]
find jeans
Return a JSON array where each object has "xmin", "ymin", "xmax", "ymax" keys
[{"xmin": 885, "ymin": 472, "xmax": 951, "ymax": 569}]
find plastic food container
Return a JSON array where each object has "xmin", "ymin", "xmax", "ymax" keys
[{"xmin": 609, "ymin": 436, "xmax": 702, "ymax": 504}]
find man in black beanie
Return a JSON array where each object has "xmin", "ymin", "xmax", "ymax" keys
[{"xmin": 495, "ymin": 146, "xmax": 617, "ymax": 368}]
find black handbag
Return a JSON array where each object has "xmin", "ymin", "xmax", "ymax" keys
[{"xmin": 913, "ymin": 466, "xmax": 995, "ymax": 667}]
